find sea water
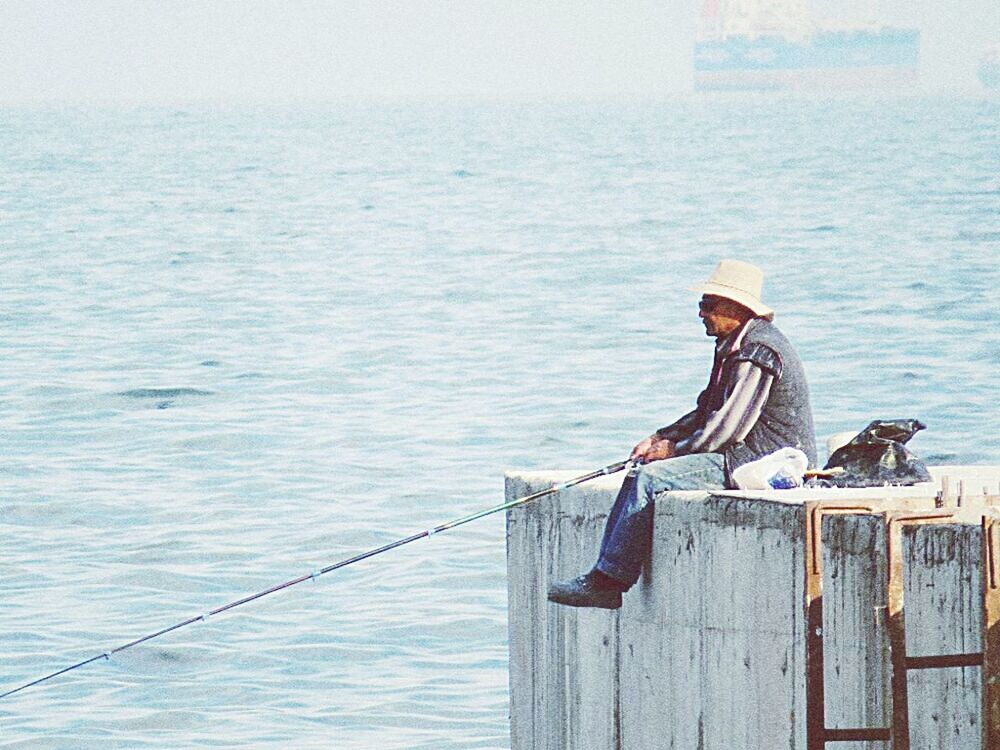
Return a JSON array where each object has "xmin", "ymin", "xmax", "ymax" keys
[{"xmin": 1, "ymin": 97, "xmax": 997, "ymax": 748}]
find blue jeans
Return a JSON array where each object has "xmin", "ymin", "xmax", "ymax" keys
[{"xmin": 595, "ymin": 453, "xmax": 726, "ymax": 588}]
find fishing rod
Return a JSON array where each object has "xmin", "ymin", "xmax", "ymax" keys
[{"xmin": 0, "ymin": 458, "xmax": 630, "ymax": 702}]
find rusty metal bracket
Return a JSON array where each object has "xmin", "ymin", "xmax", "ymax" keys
[
  {"xmin": 884, "ymin": 510, "xmax": 1000, "ymax": 750},
  {"xmin": 983, "ymin": 514, "xmax": 1000, "ymax": 750},
  {"xmin": 807, "ymin": 503, "xmax": 1000, "ymax": 749},
  {"xmin": 804, "ymin": 502, "xmax": 886, "ymax": 749}
]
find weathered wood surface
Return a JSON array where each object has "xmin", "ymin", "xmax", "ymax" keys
[{"xmin": 506, "ymin": 466, "xmax": 1000, "ymax": 750}]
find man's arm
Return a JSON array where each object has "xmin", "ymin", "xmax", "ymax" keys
[
  {"xmin": 654, "ymin": 408, "xmax": 702, "ymax": 443},
  {"xmin": 653, "ymin": 380, "xmax": 715, "ymax": 443},
  {"xmin": 673, "ymin": 360, "xmax": 774, "ymax": 455},
  {"xmin": 630, "ymin": 390, "xmax": 709, "ymax": 462}
]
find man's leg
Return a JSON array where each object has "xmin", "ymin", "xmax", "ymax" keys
[
  {"xmin": 547, "ymin": 453, "xmax": 726, "ymax": 609},
  {"xmin": 596, "ymin": 453, "xmax": 726, "ymax": 587}
]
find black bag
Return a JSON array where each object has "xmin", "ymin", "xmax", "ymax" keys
[{"xmin": 820, "ymin": 419, "xmax": 932, "ymax": 488}]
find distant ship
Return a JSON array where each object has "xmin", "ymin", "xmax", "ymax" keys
[
  {"xmin": 978, "ymin": 48, "xmax": 999, "ymax": 90},
  {"xmin": 694, "ymin": 0, "xmax": 920, "ymax": 91}
]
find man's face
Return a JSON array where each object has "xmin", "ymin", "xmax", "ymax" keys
[{"xmin": 698, "ymin": 295, "xmax": 746, "ymax": 338}]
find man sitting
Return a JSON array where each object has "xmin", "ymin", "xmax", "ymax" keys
[{"xmin": 547, "ymin": 259, "xmax": 817, "ymax": 609}]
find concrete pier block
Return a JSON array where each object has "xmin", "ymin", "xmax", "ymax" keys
[{"xmin": 505, "ymin": 466, "xmax": 1000, "ymax": 750}]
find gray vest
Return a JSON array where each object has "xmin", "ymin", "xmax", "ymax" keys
[{"xmin": 717, "ymin": 318, "xmax": 818, "ymax": 481}]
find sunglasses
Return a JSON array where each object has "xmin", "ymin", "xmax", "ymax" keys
[{"xmin": 698, "ymin": 297, "xmax": 723, "ymax": 313}]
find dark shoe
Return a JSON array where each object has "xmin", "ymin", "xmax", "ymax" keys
[{"xmin": 547, "ymin": 572, "xmax": 623, "ymax": 610}]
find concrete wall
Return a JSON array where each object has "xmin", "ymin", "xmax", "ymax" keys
[{"xmin": 506, "ymin": 466, "xmax": 1000, "ymax": 750}]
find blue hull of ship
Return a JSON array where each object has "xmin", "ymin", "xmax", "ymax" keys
[{"xmin": 695, "ymin": 28, "xmax": 919, "ymax": 74}]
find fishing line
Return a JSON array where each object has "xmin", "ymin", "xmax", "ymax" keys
[{"xmin": 0, "ymin": 459, "xmax": 629, "ymax": 702}]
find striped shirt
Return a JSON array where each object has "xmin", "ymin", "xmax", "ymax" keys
[{"xmin": 657, "ymin": 320, "xmax": 776, "ymax": 455}]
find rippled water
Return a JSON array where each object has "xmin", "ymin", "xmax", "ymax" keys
[{"xmin": 1, "ymin": 97, "xmax": 998, "ymax": 748}]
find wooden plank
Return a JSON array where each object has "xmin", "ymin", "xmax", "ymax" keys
[
  {"xmin": 804, "ymin": 503, "xmax": 884, "ymax": 749},
  {"xmin": 885, "ymin": 511, "xmax": 965, "ymax": 750}
]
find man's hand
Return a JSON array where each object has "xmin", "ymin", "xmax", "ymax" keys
[{"xmin": 630, "ymin": 435, "xmax": 677, "ymax": 464}]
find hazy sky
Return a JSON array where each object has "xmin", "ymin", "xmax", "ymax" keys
[{"xmin": 1, "ymin": 0, "xmax": 997, "ymax": 103}]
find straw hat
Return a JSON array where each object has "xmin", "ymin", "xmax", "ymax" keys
[{"xmin": 689, "ymin": 259, "xmax": 774, "ymax": 320}]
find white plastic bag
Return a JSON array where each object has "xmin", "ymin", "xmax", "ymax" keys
[{"xmin": 731, "ymin": 447, "xmax": 809, "ymax": 490}]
